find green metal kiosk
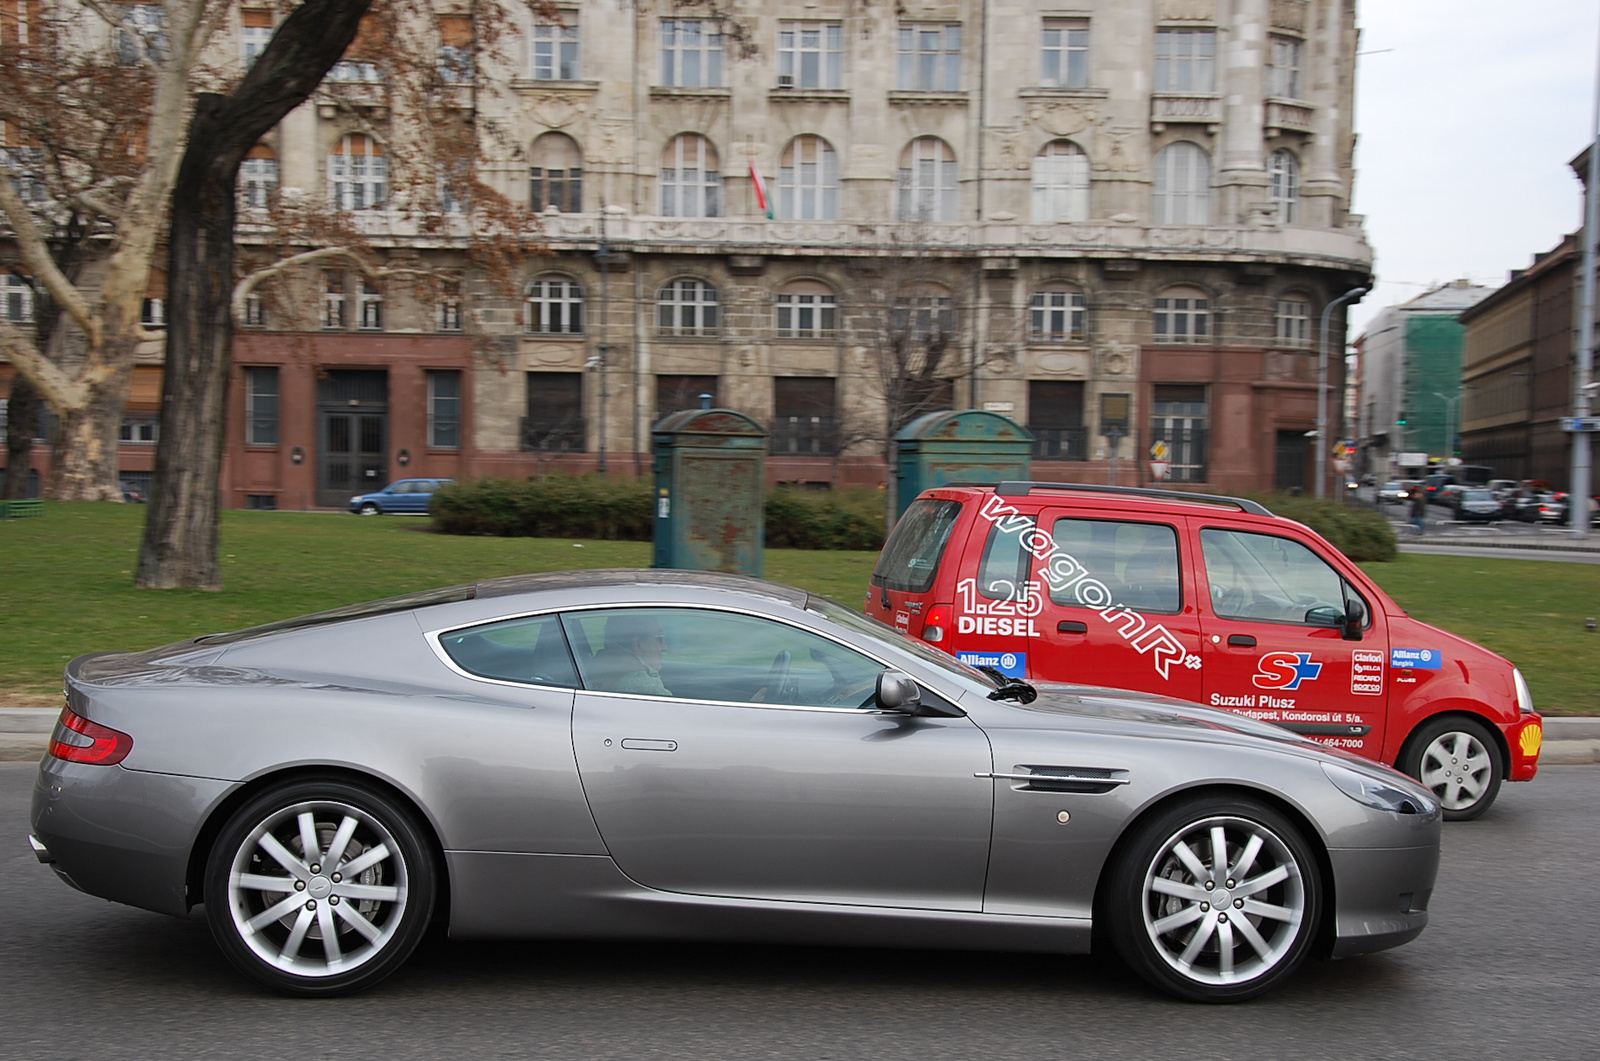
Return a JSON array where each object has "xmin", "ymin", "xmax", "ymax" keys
[
  {"xmin": 652, "ymin": 408, "xmax": 767, "ymax": 575},
  {"xmin": 894, "ymin": 410, "xmax": 1034, "ymax": 519}
]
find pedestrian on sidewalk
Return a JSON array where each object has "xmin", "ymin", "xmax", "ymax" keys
[{"xmin": 1410, "ymin": 488, "xmax": 1428, "ymax": 536}]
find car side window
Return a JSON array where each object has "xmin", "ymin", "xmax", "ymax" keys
[
  {"xmin": 1200, "ymin": 529, "xmax": 1351, "ymax": 625},
  {"xmin": 1047, "ymin": 518, "xmax": 1181, "ymax": 614},
  {"xmin": 438, "ymin": 613, "xmax": 581, "ymax": 687},
  {"xmin": 562, "ymin": 608, "xmax": 886, "ymax": 708},
  {"xmin": 976, "ymin": 517, "xmax": 1033, "ymax": 601},
  {"xmin": 390, "ymin": 482, "xmax": 411, "ymax": 494}
]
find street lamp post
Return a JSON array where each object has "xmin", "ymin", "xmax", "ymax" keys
[{"xmin": 1317, "ymin": 286, "xmax": 1368, "ymax": 498}]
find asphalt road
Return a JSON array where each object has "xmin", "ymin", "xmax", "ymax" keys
[{"xmin": 5, "ymin": 762, "xmax": 1598, "ymax": 1061}]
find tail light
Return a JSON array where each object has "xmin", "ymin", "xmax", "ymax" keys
[
  {"xmin": 921, "ymin": 603, "xmax": 953, "ymax": 644},
  {"xmin": 48, "ymin": 706, "xmax": 133, "ymax": 766}
]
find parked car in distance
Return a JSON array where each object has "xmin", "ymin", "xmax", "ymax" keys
[
  {"xmin": 1421, "ymin": 474, "xmax": 1457, "ymax": 503},
  {"xmin": 348, "ymin": 478, "xmax": 452, "ymax": 515},
  {"xmin": 118, "ymin": 481, "xmax": 147, "ymax": 504},
  {"xmin": 1376, "ymin": 481, "xmax": 1411, "ymax": 505},
  {"xmin": 868, "ymin": 481, "xmax": 1542, "ymax": 821},
  {"xmin": 1437, "ymin": 484, "xmax": 1469, "ymax": 512},
  {"xmin": 1454, "ymin": 488, "xmax": 1503, "ymax": 523}
]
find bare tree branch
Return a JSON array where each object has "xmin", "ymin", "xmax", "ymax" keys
[
  {"xmin": 0, "ymin": 321, "xmax": 85, "ymax": 410},
  {"xmin": 0, "ymin": 168, "xmax": 99, "ymax": 344}
]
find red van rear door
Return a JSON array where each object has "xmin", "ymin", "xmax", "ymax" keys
[{"xmin": 868, "ymin": 497, "xmax": 967, "ymax": 637}]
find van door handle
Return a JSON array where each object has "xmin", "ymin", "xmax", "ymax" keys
[
  {"xmin": 620, "ymin": 739, "xmax": 677, "ymax": 752},
  {"xmin": 1227, "ymin": 634, "xmax": 1257, "ymax": 647},
  {"xmin": 1057, "ymin": 621, "xmax": 1089, "ymax": 634}
]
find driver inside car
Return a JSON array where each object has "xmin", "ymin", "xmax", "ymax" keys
[{"xmin": 593, "ymin": 613, "xmax": 672, "ymax": 696}]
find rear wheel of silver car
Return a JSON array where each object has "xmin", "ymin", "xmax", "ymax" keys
[
  {"xmin": 1399, "ymin": 716, "xmax": 1503, "ymax": 822},
  {"xmin": 1108, "ymin": 796, "xmax": 1321, "ymax": 1003},
  {"xmin": 204, "ymin": 779, "xmax": 435, "ymax": 997}
]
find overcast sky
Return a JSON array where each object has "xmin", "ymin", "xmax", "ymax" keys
[{"xmin": 1349, "ymin": 0, "xmax": 1598, "ymax": 336}]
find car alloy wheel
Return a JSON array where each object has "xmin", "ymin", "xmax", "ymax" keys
[
  {"xmin": 1109, "ymin": 797, "xmax": 1320, "ymax": 1003},
  {"xmin": 205, "ymin": 779, "xmax": 434, "ymax": 996},
  {"xmin": 359, "ymin": 502, "xmax": 380, "ymax": 515},
  {"xmin": 1401, "ymin": 716, "xmax": 1503, "ymax": 821}
]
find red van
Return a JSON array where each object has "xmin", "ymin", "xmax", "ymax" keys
[{"xmin": 867, "ymin": 481, "xmax": 1542, "ymax": 819}]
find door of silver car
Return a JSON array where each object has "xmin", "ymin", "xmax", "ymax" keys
[{"xmin": 563, "ymin": 607, "xmax": 995, "ymax": 911}]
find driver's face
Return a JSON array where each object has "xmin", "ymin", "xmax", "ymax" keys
[{"xmin": 632, "ymin": 626, "xmax": 667, "ymax": 668}]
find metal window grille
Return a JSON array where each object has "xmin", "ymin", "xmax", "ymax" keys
[
  {"xmin": 245, "ymin": 367, "xmax": 279, "ymax": 446},
  {"xmin": 1152, "ymin": 388, "xmax": 1208, "ymax": 482},
  {"xmin": 1040, "ymin": 21, "xmax": 1088, "ymax": 88},
  {"xmin": 897, "ymin": 137, "xmax": 958, "ymax": 221},
  {"xmin": 896, "ymin": 24, "xmax": 961, "ymax": 91},
  {"xmin": 531, "ymin": 21, "xmax": 579, "ymax": 80},
  {"xmin": 428, "ymin": 370, "xmax": 461, "ymax": 449},
  {"xmin": 778, "ymin": 136, "xmax": 839, "ymax": 220},
  {"xmin": 1153, "ymin": 29, "xmax": 1214, "ymax": 92},
  {"xmin": 1153, "ymin": 296, "xmax": 1211, "ymax": 343},
  {"xmin": 657, "ymin": 279, "xmax": 720, "ymax": 336},
  {"xmin": 660, "ymin": 134, "xmax": 720, "ymax": 217},
  {"xmin": 1031, "ymin": 140, "xmax": 1089, "ymax": 222},
  {"xmin": 778, "ymin": 21, "xmax": 843, "ymax": 89},
  {"xmin": 1268, "ymin": 37, "xmax": 1302, "ymax": 99},
  {"xmin": 1029, "ymin": 288, "xmax": 1086, "ymax": 341},
  {"xmin": 775, "ymin": 291, "xmax": 837, "ymax": 338},
  {"xmin": 661, "ymin": 19, "xmax": 723, "ymax": 87},
  {"xmin": 1152, "ymin": 142, "xmax": 1210, "ymax": 225},
  {"xmin": 525, "ymin": 277, "xmax": 584, "ymax": 334},
  {"xmin": 522, "ymin": 373, "xmax": 585, "ymax": 451}
]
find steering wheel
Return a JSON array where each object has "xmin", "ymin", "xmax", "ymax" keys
[{"xmin": 763, "ymin": 650, "xmax": 793, "ymax": 703}]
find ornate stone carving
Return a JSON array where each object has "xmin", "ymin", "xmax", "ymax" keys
[
  {"xmin": 1093, "ymin": 122, "xmax": 1142, "ymax": 173},
  {"xmin": 588, "ymin": 119, "xmax": 632, "ymax": 164},
  {"xmin": 1027, "ymin": 99, "xmax": 1098, "ymax": 137},
  {"xmin": 1097, "ymin": 341, "xmax": 1138, "ymax": 378},
  {"xmin": 526, "ymin": 92, "xmax": 587, "ymax": 130},
  {"xmin": 1158, "ymin": 0, "xmax": 1214, "ymax": 21},
  {"xmin": 987, "ymin": 127, "xmax": 1033, "ymax": 172}
]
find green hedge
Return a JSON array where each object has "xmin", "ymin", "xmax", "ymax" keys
[
  {"xmin": 431, "ymin": 476, "xmax": 889, "ymax": 550},
  {"xmin": 1252, "ymin": 494, "xmax": 1398, "ymax": 562}
]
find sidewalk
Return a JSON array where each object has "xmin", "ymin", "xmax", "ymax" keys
[{"xmin": 4, "ymin": 707, "xmax": 1597, "ymax": 764}]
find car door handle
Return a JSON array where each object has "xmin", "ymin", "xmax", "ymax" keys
[
  {"xmin": 1227, "ymin": 634, "xmax": 1257, "ymax": 647},
  {"xmin": 1057, "ymin": 620, "xmax": 1089, "ymax": 634},
  {"xmin": 620, "ymin": 739, "xmax": 677, "ymax": 752}
]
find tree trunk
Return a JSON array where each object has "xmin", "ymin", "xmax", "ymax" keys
[
  {"xmin": 136, "ymin": 0, "xmax": 373, "ymax": 589},
  {"xmin": 2, "ymin": 375, "xmax": 38, "ymax": 500},
  {"xmin": 48, "ymin": 354, "xmax": 134, "ymax": 501}
]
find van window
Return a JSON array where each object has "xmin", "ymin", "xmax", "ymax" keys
[
  {"xmin": 872, "ymin": 499, "xmax": 964, "ymax": 593},
  {"xmin": 976, "ymin": 516, "xmax": 1034, "ymax": 601},
  {"xmin": 1200, "ymin": 528, "xmax": 1367, "ymax": 626},
  {"xmin": 1047, "ymin": 519, "xmax": 1181, "ymax": 614}
]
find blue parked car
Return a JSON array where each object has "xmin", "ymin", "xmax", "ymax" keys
[{"xmin": 348, "ymin": 478, "xmax": 452, "ymax": 515}]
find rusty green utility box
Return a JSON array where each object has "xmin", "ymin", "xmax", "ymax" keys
[
  {"xmin": 652, "ymin": 409, "xmax": 768, "ymax": 576},
  {"xmin": 894, "ymin": 410, "xmax": 1034, "ymax": 518}
]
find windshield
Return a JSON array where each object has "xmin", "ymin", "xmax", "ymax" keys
[
  {"xmin": 806, "ymin": 594, "xmax": 1001, "ymax": 696},
  {"xmin": 1464, "ymin": 490, "xmax": 1493, "ymax": 501}
]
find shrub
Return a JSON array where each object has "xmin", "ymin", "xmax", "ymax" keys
[
  {"xmin": 763, "ymin": 487, "xmax": 886, "ymax": 551},
  {"xmin": 1253, "ymin": 494, "xmax": 1397, "ymax": 562}
]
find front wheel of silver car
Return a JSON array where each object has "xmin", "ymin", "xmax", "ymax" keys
[
  {"xmin": 1108, "ymin": 796, "xmax": 1322, "ymax": 1003},
  {"xmin": 204, "ymin": 779, "xmax": 435, "ymax": 997},
  {"xmin": 1399, "ymin": 716, "xmax": 1503, "ymax": 821}
]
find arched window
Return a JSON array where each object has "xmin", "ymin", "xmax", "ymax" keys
[
  {"xmin": 660, "ymin": 134, "xmax": 720, "ymax": 218},
  {"xmin": 1031, "ymin": 140, "xmax": 1088, "ymax": 223},
  {"xmin": 239, "ymin": 143, "xmax": 278, "ymax": 208},
  {"xmin": 1275, "ymin": 295, "xmax": 1312, "ymax": 346},
  {"xmin": 778, "ymin": 136, "xmax": 839, "ymax": 220},
  {"xmin": 526, "ymin": 276, "xmax": 584, "ymax": 334},
  {"xmin": 892, "ymin": 282, "xmax": 955, "ymax": 340},
  {"xmin": 657, "ymin": 278, "xmax": 719, "ymax": 336},
  {"xmin": 1153, "ymin": 285, "xmax": 1211, "ymax": 344},
  {"xmin": 775, "ymin": 279, "xmax": 837, "ymax": 339},
  {"xmin": 897, "ymin": 137, "xmax": 958, "ymax": 222},
  {"xmin": 1029, "ymin": 284, "xmax": 1086, "ymax": 342},
  {"xmin": 1152, "ymin": 142, "xmax": 1209, "ymax": 226},
  {"xmin": 1268, "ymin": 149, "xmax": 1300, "ymax": 224},
  {"xmin": 530, "ymin": 132, "xmax": 582, "ymax": 213},
  {"xmin": 329, "ymin": 133, "xmax": 386, "ymax": 210}
]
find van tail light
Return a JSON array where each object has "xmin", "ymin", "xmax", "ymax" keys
[
  {"xmin": 48, "ymin": 706, "xmax": 133, "ymax": 766},
  {"xmin": 921, "ymin": 603, "xmax": 953, "ymax": 644}
]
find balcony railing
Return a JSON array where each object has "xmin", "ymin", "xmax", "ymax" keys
[
  {"xmin": 519, "ymin": 416, "xmax": 586, "ymax": 452},
  {"xmin": 1030, "ymin": 425, "xmax": 1088, "ymax": 461},
  {"xmin": 770, "ymin": 416, "xmax": 839, "ymax": 457}
]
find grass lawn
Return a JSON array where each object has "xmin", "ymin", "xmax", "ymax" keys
[{"xmin": 1, "ymin": 503, "xmax": 1594, "ymax": 713}]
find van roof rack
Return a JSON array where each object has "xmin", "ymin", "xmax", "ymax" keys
[{"xmin": 993, "ymin": 480, "xmax": 1274, "ymax": 517}]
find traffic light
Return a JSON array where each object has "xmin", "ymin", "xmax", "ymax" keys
[{"xmin": 1396, "ymin": 411, "xmax": 1407, "ymax": 426}]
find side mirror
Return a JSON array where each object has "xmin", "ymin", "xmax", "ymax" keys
[
  {"xmin": 1342, "ymin": 599, "xmax": 1365, "ymax": 642},
  {"xmin": 1304, "ymin": 605, "xmax": 1344, "ymax": 629},
  {"xmin": 875, "ymin": 670, "xmax": 923, "ymax": 713}
]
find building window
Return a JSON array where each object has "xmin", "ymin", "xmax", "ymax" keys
[
  {"xmin": 239, "ymin": 144, "xmax": 278, "ymax": 208},
  {"xmin": 1029, "ymin": 285, "xmax": 1086, "ymax": 342},
  {"xmin": 1154, "ymin": 28, "xmax": 1215, "ymax": 93},
  {"xmin": 356, "ymin": 282, "xmax": 383, "ymax": 330},
  {"xmin": 118, "ymin": 416, "xmax": 157, "ymax": 444},
  {"xmin": 116, "ymin": 3, "xmax": 167, "ymax": 65},
  {"xmin": 1268, "ymin": 149, "xmax": 1300, "ymax": 224},
  {"xmin": 141, "ymin": 297, "xmax": 165, "ymax": 327},
  {"xmin": 529, "ymin": 132, "xmax": 582, "ymax": 213},
  {"xmin": 660, "ymin": 134, "xmax": 720, "ymax": 218},
  {"xmin": 778, "ymin": 136, "xmax": 839, "ymax": 220},
  {"xmin": 1152, "ymin": 384, "xmax": 1208, "ymax": 482},
  {"xmin": 427, "ymin": 370, "xmax": 461, "ymax": 449},
  {"xmin": 525, "ymin": 276, "xmax": 584, "ymax": 334},
  {"xmin": 897, "ymin": 24, "xmax": 961, "ymax": 91},
  {"xmin": 897, "ymin": 137, "xmax": 958, "ymax": 221},
  {"xmin": 661, "ymin": 19, "xmax": 722, "ymax": 87},
  {"xmin": 2, "ymin": 274, "xmax": 34, "ymax": 323},
  {"xmin": 1153, "ymin": 286, "xmax": 1211, "ymax": 344},
  {"xmin": 1152, "ymin": 141, "xmax": 1210, "ymax": 225},
  {"xmin": 241, "ymin": 9, "xmax": 273, "ymax": 67},
  {"xmin": 531, "ymin": 15, "xmax": 579, "ymax": 80},
  {"xmin": 322, "ymin": 273, "xmax": 346, "ymax": 329},
  {"xmin": 438, "ymin": 279, "xmax": 462, "ymax": 331},
  {"xmin": 892, "ymin": 285, "xmax": 955, "ymax": 341},
  {"xmin": 245, "ymin": 367, "xmax": 279, "ymax": 446},
  {"xmin": 329, "ymin": 133, "xmax": 386, "ymax": 210},
  {"xmin": 778, "ymin": 21, "xmax": 842, "ymax": 89},
  {"xmin": 1, "ymin": 127, "xmax": 48, "ymax": 202},
  {"xmin": 771, "ymin": 377, "xmax": 838, "ymax": 455},
  {"xmin": 656, "ymin": 374, "xmax": 718, "ymax": 421},
  {"xmin": 775, "ymin": 281, "xmax": 837, "ymax": 339},
  {"xmin": 1268, "ymin": 36, "xmax": 1302, "ymax": 99},
  {"xmin": 1275, "ymin": 297, "xmax": 1312, "ymax": 346},
  {"xmin": 523, "ymin": 372, "xmax": 585, "ymax": 451},
  {"xmin": 1040, "ymin": 20, "xmax": 1088, "ymax": 88},
  {"xmin": 657, "ymin": 279, "xmax": 719, "ymax": 336},
  {"xmin": 1031, "ymin": 140, "xmax": 1089, "ymax": 223},
  {"xmin": 1029, "ymin": 380, "xmax": 1086, "ymax": 460},
  {"xmin": 438, "ymin": 15, "xmax": 473, "ymax": 82},
  {"xmin": 243, "ymin": 293, "xmax": 265, "ymax": 328}
]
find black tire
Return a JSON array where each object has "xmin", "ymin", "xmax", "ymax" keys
[
  {"xmin": 203, "ymin": 778, "xmax": 436, "ymax": 997},
  {"xmin": 1107, "ymin": 795, "xmax": 1322, "ymax": 1003},
  {"xmin": 358, "ymin": 502, "xmax": 380, "ymax": 516},
  {"xmin": 1398, "ymin": 715, "xmax": 1503, "ymax": 821}
]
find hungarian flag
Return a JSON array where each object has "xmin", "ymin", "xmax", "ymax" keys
[{"xmin": 748, "ymin": 156, "xmax": 773, "ymax": 219}]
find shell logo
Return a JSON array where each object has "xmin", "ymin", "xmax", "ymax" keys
[{"xmin": 1519, "ymin": 724, "xmax": 1543, "ymax": 760}]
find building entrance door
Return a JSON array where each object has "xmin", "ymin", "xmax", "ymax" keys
[
  {"xmin": 317, "ymin": 370, "xmax": 388, "ymax": 507},
  {"xmin": 1274, "ymin": 430, "xmax": 1309, "ymax": 493}
]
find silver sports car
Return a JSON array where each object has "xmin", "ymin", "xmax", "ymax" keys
[{"xmin": 29, "ymin": 570, "xmax": 1440, "ymax": 1003}]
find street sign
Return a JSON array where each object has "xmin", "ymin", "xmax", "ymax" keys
[
  {"xmin": 1396, "ymin": 452, "xmax": 1429, "ymax": 467},
  {"xmin": 1560, "ymin": 417, "xmax": 1600, "ymax": 432},
  {"xmin": 1149, "ymin": 460, "xmax": 1169, "ymax": 481},
  {"xmin": 1150, "ymin": 440, "xmax": 1170, "ymax": 462}
]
